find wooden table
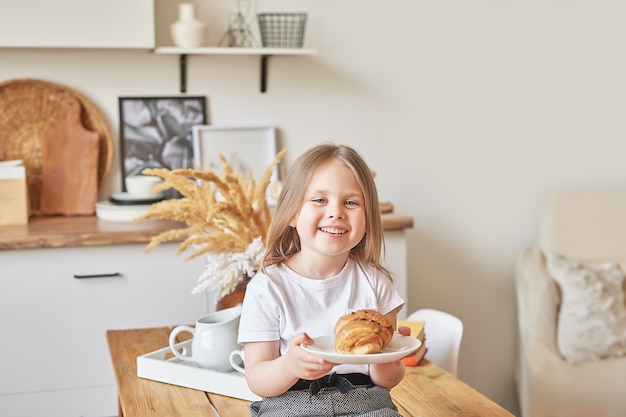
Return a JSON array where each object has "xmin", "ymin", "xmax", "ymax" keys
[{"xmin": 107, "ymin": 327, "xmax": 513, "ymax": 417}]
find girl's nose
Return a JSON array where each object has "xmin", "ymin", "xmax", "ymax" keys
[{"xmin": 327, "ymin": 202, "xmax": 345, "ymax": 218}]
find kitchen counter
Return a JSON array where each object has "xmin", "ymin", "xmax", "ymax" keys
[{"xmin": 0, "ymin": 213, "xmax": 413, "ymax": 250}]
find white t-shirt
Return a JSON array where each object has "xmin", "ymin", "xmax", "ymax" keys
[{"xmin": 238, "ymin": 257, "xmax": 404, "ymax": 375}]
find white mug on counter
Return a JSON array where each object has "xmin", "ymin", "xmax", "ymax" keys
[
  {"xmin": 168, "ymin": 305, "xmax": 242, "ymax": 372},
  {"xmin": 229, "ymin": 349, "xmax": 246, "ymax": 374},
  {"xmin": 125, "ymin": 175, "xmax": 164, "ymax": 198}
]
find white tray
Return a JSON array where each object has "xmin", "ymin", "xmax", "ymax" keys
[{"xmin": 137, "ymin": 340, "xmax": 261, "ymax": 401}]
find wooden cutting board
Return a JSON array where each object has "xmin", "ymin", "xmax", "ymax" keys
[{"xmin": 40, "ymin": 97, "xmax": 99, "ymax": 215}]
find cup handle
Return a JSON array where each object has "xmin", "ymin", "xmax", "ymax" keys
[
  {"xmin": 229, "ymin": 350, "xmax": 246, "ymax": 374},
  {"xmin": 169, "ymin": 325, "xmax": 195, "ymax": 362}
]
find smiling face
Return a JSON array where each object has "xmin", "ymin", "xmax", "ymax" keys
[{"xmin": 287, "ymin": 158, "xmax": 367, "ymax": 278}]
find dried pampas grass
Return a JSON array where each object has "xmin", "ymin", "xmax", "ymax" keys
[{"xmin": 135, "ymin": 149, "xmax": 287, "ymax": 261}]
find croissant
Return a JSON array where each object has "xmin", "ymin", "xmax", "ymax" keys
[{"xmin": 334, "ymin": 309, "xmax": 394, "ymax": 354}]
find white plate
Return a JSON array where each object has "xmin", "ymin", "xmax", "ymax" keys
[
  {"xmin": 301, "ymin": 334, "xmax": 421, "ymax": 365},
  {"xmin": 95, "ymin": 201, "xmax": 152, "ymax": 222},
  {"xmin": 109, "ymin": 192, "xmax": 164, "ymax": 204}
]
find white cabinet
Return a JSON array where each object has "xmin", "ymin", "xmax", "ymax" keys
[
  {"xmin": 0, "ymin": 242, "xmax": 206, "ymax": 417},
  {"xmin": 384, "ymin": 230, "xmax": 409, "ymax": 320},
  {"xmin": 0, "ymin": 0, "xmax": 154, "ymax": 48}
]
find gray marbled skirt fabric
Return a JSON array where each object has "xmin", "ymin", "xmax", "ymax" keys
[{"xmin": 250, "ymin": 385, "xmax": 402, "ymax": 417}]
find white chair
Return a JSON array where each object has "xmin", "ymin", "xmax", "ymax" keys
[{"xmin": 406, "ymin": 308, "xmax": 464, "ymax": 376}]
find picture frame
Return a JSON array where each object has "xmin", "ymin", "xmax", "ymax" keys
[
  {"xmin": 191, "ymin": 124, "xmax": 280, "ymax": 203},
  {"xmin": 118, "ymin": 96, "xmax": 207, "ymax": 191}
]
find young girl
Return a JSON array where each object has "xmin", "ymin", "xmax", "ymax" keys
[{"xmin": 238, "ymin": 143, "xmax": 406, "ymax": 416}]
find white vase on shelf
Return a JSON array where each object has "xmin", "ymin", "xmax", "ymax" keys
[{"xmin": 170, "ymin": 3, "xmax": 207, "ymax": 47}]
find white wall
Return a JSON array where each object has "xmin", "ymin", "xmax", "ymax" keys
[{"xmin": 3, "ymin": 1, "xmax": 626, "ymax": 415}]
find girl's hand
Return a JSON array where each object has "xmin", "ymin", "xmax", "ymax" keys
[
  {"xmin": 396, "ymin": 325, "xmax": 417, "ymax": 359},
  {"xmin": 397, "ymin": 325, "xmax": 411, "ymax": 337},
  {"xmin": 285, "ymin": 332, "xmax": 337, "ymax": 381},
  {"xmin": 243, "ymin": 336, "xmax": 336, "ymax": 397}
]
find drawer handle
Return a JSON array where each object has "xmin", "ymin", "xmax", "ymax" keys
[{"xmin": 73, "ymin": 272, "xmax": 121, "ymax": 279}]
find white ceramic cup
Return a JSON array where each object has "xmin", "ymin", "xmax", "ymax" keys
[
  {"xmin": 229, "ymin": 349, "xmax": 246, "ymax": 374},
  {"xmin": 125, "ymin": 175, "xmax": 163, "ymax": 198},
  {"xmin": 168, "ymin": 305, "xmax": 242, "ymax": 371}
]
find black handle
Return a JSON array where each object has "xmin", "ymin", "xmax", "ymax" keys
[{"xmin": 73, "ymin": 272, "xmax": 121, "ymax": 279}]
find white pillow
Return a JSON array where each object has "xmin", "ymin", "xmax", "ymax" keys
[{"xmin": 546, "ymin": 254, "xmax": 626, "ymax": 365}]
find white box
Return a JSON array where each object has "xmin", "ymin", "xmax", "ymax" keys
[
  {"xmin": 137, "ymin": 340, "xmax": 261, "ymax": 402},
  {"xmin": 0, "ymin": 160, "xmax": 29, "ymax": 225}
]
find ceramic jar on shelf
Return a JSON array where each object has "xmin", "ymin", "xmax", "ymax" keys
[{"xmin": 170, "ymin": 3, "xmax": 207, "ymax": 47}]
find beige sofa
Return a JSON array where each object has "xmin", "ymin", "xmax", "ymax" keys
[{"xmin": 515, "ymin": 190, "xmax": 626, "ymax": 417}]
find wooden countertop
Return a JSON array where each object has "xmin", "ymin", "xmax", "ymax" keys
[{"xmin": 0, "ymin": 213, "xmax": 413, "ymax": 251}]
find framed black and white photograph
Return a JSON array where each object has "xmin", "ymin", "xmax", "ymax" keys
[
  {"xmin": 191, "ymin": 124, "xmax": 280, "ymax": 203},
  {"xmin": 118, "ymin": 96, "xmax": 207, "ymax": 191}
]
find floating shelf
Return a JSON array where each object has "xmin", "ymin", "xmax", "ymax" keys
[{"xmin": 154, "ymin": 47, "xmax": 318, "ymax": 93}]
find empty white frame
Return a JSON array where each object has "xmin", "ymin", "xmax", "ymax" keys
[{"xmin": 192, "ymin": 125, "xmax": 280, "ymax": 200}]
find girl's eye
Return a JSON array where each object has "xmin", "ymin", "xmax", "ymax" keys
[
  {"xmin": 345, "ymin": 200, "xmax": 360, "ymax": 207},
  {"xmin": 312, "ymin": 198, "xmax": 326, "ymax": 204}
]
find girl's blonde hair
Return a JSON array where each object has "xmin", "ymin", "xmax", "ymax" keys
[{"xmin": 263, "ymin": 143, "xmax": 392, "ymax": 281}]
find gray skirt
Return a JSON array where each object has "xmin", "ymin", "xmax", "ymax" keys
[{"xmin": 250, "ymin": 385, "xmax": 403, "ymax": 417}]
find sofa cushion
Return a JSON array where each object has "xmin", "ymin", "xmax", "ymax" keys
[{"xmin": 546, "ymin": 253, "xmax": 626, "ymax": 365}]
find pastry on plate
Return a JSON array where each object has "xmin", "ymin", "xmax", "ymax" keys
[{"xmin": 334, "ymin": 309, "xmax": 394, "ymax": 354}]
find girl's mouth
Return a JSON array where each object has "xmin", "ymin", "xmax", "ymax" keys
[{"xmin": 320, "ymin": 227, "xmax": 347, "ymax": 235}]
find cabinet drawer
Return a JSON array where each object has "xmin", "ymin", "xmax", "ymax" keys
[
  {"xmin": 0, "ymin": 243, "xmax": 205, "ymax": 415},
  {"xmin": 0, "ymin": 386, "xmax": 117, "ymax": 417}
]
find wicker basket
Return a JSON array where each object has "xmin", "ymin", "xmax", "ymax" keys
[
  {"xmin": 257, "ymin": 13, "xmax": 307, "ymax": 48},
  {"xmin": 0, "ymin": 78, "xmax": 113, "ymax": 215}
]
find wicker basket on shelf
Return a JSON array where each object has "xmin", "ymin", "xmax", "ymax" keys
[
  {"xmin": 0, "ymin": 78, "xmax": 113, "ymax": 214},
  {"xmin": 257, "ymin": 13, "xmax": 307, "ymax": 48}
]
